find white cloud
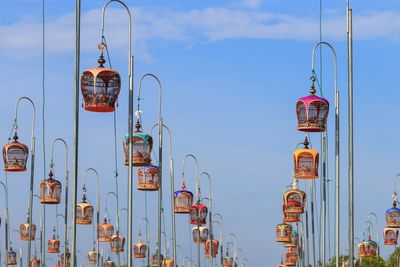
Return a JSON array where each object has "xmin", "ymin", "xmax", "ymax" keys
[
  {"xmin": 1, "ymin": 6, "xmax": 400, "ymax": 60},
  {"xmin": 242, "ymin": 0, "xmax": 263, "ymax": 9}
]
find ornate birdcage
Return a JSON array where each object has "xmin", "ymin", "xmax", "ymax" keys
[
  {"xmin": 3, "ymin": 132, "xmax": 29, "ymax": 172},
  {"xmin": 384, "ymin": 227, "xmax": 399, "ymax": 245},
  {"xmin": 358, "ymin": 242, "xmax": 365, "ymax": 258},
  {"xmin": 363, "ymin": 238, "xmax": 377, "ymax": 257},
  {"xmin": 98, "ymin": 217, "xmax": 114, "ymax": 242},
  {"xmin": 190, "ymin": 203, "xmax": 208, "ymax": 225},
  {"xmin": 285, "ymin": 248, "xmax": 298, "ymax": 267},
  {"xmin": 88, "ymin": 249, "xmax": 98, "ymax": 265},
  {"xmin": 151, "ymin": 248, "xmax": 164, "ymax": 267},
  {"xmin": 174, "ymin": 180, "xmax": 193, "ymax": 214},
  {"xmin": 276, "ymin": 223, "xmax": 292, "ymax": 242},
  {"xmin": 48, "ymin": 227, "xmax": 60, "ymax": 253},
  {"xmin": 386, "ymin": 202, "xmax": 400, "ymax": 228},
  {"xmin": 162, "ymin": 259, "xmax": 174, "ymax": 267},
  {"xmin": 110, "ymin": 234, "xmax": 125, "ymax": 253},
  {"xmin": 7, "ymin": 247, "xmax": 17, "ymax": 266},
  {"xmin": 283, "ymin": 205, "xmax": 300, "ymax": 223},
  {"xmin": 20, "ymin": 215, "xmax": 36, "ymax": 241},
  {"xmin": 284, "ymin": 230, "xmax": 298, "ymax": 248},
  {"xmin": 283, "ymin": 180, "xmax": 306, "ymax": 214},
  {"xmin": 80, "ymin": 50, "xmax": 121, "ymax": 112},
  {"xmin": 222, "ymin": 256, "xmax": 233, "ymax": 267},
  {"xmin": 192, "ymin": 226, "xmax": 209, "ymax": 243},
  {"xmin": 296, "ymin": 77, "xmax": 329, "ymax": 132},
  {"xmin": 134, "ymin": 238, "xmax": 148, "ymax": 259},
  {"xmin": 40, "ymin": 169, "xmax": 62, "ymax": 204},
  {"xmin": 205, "ymin": 238, "xmax": 219, "ymax": 258},
  {"xmin": 76, "ymin": 188, "xmax": 94, "ymax": 225},
  {"xmin": 124, "ymin": 120, "xmax": 153, "ymax": 167},
  {"xmin": 293, "ymin": 137, "xmax": 319, "ymax": 179},
  {"xmin": 103, "ymin": 257, "xmax": 115, "ymax": 267},
  {"xmin": 137, "ymin": 165, "xmax": 159, "ymax": 191},
  {"xmin": 61, "ymin": 248, "xmax": 71, "ymax": 267},
  {"xmin": 30, "ymin": 256, "xmax": 40, "ymax": 267}
]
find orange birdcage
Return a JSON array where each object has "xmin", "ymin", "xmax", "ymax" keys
[
  {"xmin": 61, "ymin": 248, "xmax": 71, "ymax": 267},
  {"xmin": 174, "ymin": 180, "xmax": 193, "ymax": 214},
  {"xmin": 103, "ymin": 257, "xmax": 115, "ymax": 267},
  {"xmin": 137, "ymin": 165, "xmax": 159, "ymax": 191},
  {"xmin": 284, "ymin": 247, "xmax": 298, "ymax": 267},
  {"xmin": 110, "ymin": 234, "xmax": 125, "ymax": 253},
  {"xmin": 30, "ymin": 256, "xmax": 40, "ymax": 267},
  {"xmin": 48, "ymin": 227, "xmax": 60, "ymax": 253},
  {"xmin": 76, "ymin": 186, "xmax": 94, "ymax": 225},
  {"xmin": 124, "ymin": 120, "xmax": 153, "ymax": 167},
  {"xmin": 20, "ymin": 215, "xmax": 36, "ymax": 241},
  {"xmin": 134, "ymin": 238, "xmax": 148, "ymax": 259},
  {"xmin": 384, "ymin": 227, "xmax": 399, "ymax": 246},
  {"xmin": 98, "ymin": 216, "xmax": 114, "ymax": 242},
  {"xmin": 40, "ymin": 169, "xmax": 62, "ymax": 204},
  {"xmin": 80, "ymin": 51, "xmax": 121, "ymax": 113},
  {"xmin": 3, "ymin": 132, "xmax": 29, "ymax": 172},
  {"xmin": 283, "ymin": 179, "xmax": 306, "ymax": 215},
  {"xmin": 293, "ymin": 137, "xmax": 319, "ymax": 179},
  {"xmin": 205, "ymin": 238, "xmax": 219, "ymax": 258},
  {"xmin": 276, "ymin": 223, "xmax": 292, "ymax": 243}
]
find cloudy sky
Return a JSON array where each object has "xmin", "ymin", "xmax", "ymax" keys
[{"xmin": 1, "ymin": 0, "xmax": 400, "ymax": 266}]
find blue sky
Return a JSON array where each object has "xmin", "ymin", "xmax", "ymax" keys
[{"xmin": 1, "ymin": 0, "xmax": 400, "ymax": 266}]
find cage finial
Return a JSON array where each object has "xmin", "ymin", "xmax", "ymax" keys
[{"xmin": 309, "ymin": 76, "xmax": 316, "ymax": 95}]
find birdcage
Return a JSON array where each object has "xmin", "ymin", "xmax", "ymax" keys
[
  {"xmin": 222, "ymin": 256, "xmax": 233, "ymax": 267},
  {"xmin": 61, "ymin": 248, "xmax": 71, "ymax": 267},
  {"xmin": 81, "ymin": 53, "xmax": 121, "ymax": 112},
  {"xmin": 7, "ymin": 247, "xmax": 17, "ymax": 265},
  {"xmin": 192, "ymin": 226, "xmax": 209, "ymax": 243},
  {"xmin": 285, "ymin": 248, "xmax": 298, "ymax": 267},
  {"xmin": 30, "ymin": 257, "xmax": 40, "ymax": 267},
  {"xmin": 103, "ymin": 257, "xmax": 115, "ymax": 267},
  {"xmin": 283, "ymin": 205, "xmax": 301, "ymax": 223},
  {"xmin": 284, "ymin": 230, "xmax": 298, "ymax": 248},
  {"xmin": 386, "ymin": 203, "xmax": 400, "ymax": 228},
  {"xmin": 293, "ymin": 137, "xmax": 319, "ymax": 179},
  {"xmin": 276, "ymin": 223, "xmax": 292, "ymax": 243},
  {"xmin": 384, "ymin": 228, "xmax": 399, "ymax": 246},
  {"xmin": 124, "ymin": 120, "xmax": 153, "ymax": 167},
  {"xmin": 47, "ymin": 230, "xmax": 60, "ymax": 253},
  {"xmin": 151, "ymin": 249, "xmax": 164, "ymax": 267},
  {"xmin": 162, "ymin": 259, "xmax": 174, "ymax": 267},
  {"xmin": 76, "ymin": 193, "xmax": 93, "ymax": 225},
  {"xmin": 40, "ymin": 170, "xmax": 62, "ymax": 204},
  {"xmin": 20, "ymin": 218, "xmax": 36, "ymax": 241},
  {"xmin": 174, "ymin": 181, "xmax": 193, "ymax": 214},
  {"xmin": 110, "ymin": 234, "xmax": 125, "ymax": 253},
  {"xmin": 283, "ymin": 182, "xmax": 306, "ymax": 214},
  {"xmin": 296, "ymin": 77, "xmax": 329, "ymax": 132},
  {"xmin": 134, "ymin": 239, "xmax": 148, "ymax": 259},
  {"xmin": 205, "ymin": 239, "xmax": 219, "ymax": 258},
  {"xmin": 98, "ymin": 217, "xmax": 114, "ymax": 242},
  {"xmin": 190, "ymin": 203, "xmax": 208, "ymax": 225},
  {"xmin": 363, "ymin": 239, "xmax": 377, "ymax": 257},
  {"xmin": 3, "ymin": 132, "xmax": 29, "ymax": 172},
  {"xmin": 88, "ymin": 249, "xmax": 98, "ymax": 265},
  {"xmin": 137, "ymin": 165, "xmax": 159, "ymax": 191}
]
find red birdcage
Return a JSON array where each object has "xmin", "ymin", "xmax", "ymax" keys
[
  {"xmin": 276, "ymin": 223, "xmax": 292, "ymax": 243},
  {"xmin": 174, "ymin": 181, "xmax": 193, "ymax": 214},
  {"xmin": 76, "ymin": 189, "xmax": 94, "ymax": 225},
  {"xmin": 48, "ymin": 228, "xmax": 60, "ymax": 253},
  {"xmin": 134, "ymin": 238, "xmax": 148, "ymax": 259},
  {"xmin": 30, "ymin": 256, "xmax": 40, "ymax": 267},
  {"xmin": 190, "ymin": 203, "xmax": 208, "ymax": 225},
  {"xmin": 205, "ymin": 238, "xmax": 219, "ymax": 258},
  {"xmin": 20, "ymin": 216, "xmax": 36, "ymax": 241},
  {"xmin": 192, "ymin": 226, "xmax": 209, "ymax": 243},
  {"xmin": 283, "ymin": 180, "xmax": 306, "ymax": 214},
  {"xmin": 80, "ymin": 52, "xmax": 121, "ymax": 112},
  {"xmin": 137, "ymin": 165, "xmax": 159, "ymax": 191},
  {"xmin": 296, "ymin": 77, "xmax": 329, "ymax": 132},
  {"xmin": 283, "ymin": 206, "xmax": 301, "ymax": 223},
  {"xmin": 293, "ymin": 137, "xmax": 319, "ymax": 179},
  {"xmin": 384, "ymin": 227, "xmax": 399, "ymax": 245},
  {"xmin": 124, "ymin": 120, "xmax": 153, "ymax": 167},
  {"xmin": 88, "ymin": 249, "xmax": 98, "ymax": 265},
  {"xmin": 110, "ymin": 234, "xmax": 125, "ymax": 253},
  {"xmin": 40, "ymin": 169, "xmax": 62, "ymax": 204},
  {"xmin": 98, "ymin": 216, "xmax": 114, "ymax": 242},
  {"xmin": 3, "ymin": 132, "xmax": 29, "ymax": 172},
  {"xmin": 7, "ymin": 247, "xmax": 17, "ymax": 265}
]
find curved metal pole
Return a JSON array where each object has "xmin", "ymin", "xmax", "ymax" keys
[
  {"xmin": 311, "ymin": 41, "xmax": 339, "ymax": 267},
  {"xmin": 100, "ymin": 2, "xmax": 134, "ymax": 267},
  {"xmin": 182, "ymin": 154, "xmax": 200, "ymax": 267},
  {"xmin": 368, "ymin": 212, "xmax": 380, "ymax": 265},
  {"xmin": 51, "ymin": 138, "xmax": 69, "ymax": 267},
  {"xmin": 138, "ymin": 73, "xmax": 163, "ymax": 267},
  {"xmin": 32, "ymin": 194, "xmax": 42, "ymax": 266},
  {"xmin": 0, "ymin": 181, "xmax": 9, "ymax": 261},
  {"xmin": 151, "ymin": 123, "xmax": 175, "ymax": 265},
  {"xmin": 138, "ymin": 217, "xmax": 150, "ymax": 261},
  {"xmin": 12, "ymin": 229, "xmax": 22, "ymax": 267},
  {"xmin": 213, "ymin": 213, "xmax": 224, "ymax": 265},
  {"xmin": 176, "ymin": 244, "xmax": 182, "ymax": 267},
  {"xmin": 393, "ymin": 174, "xmax": 400, "ymax": 199},
  {"xmin": 228, "ymin": 233, "xmax": 237, "ymax": 265},
  {"xmin": 105, "ymin": 192, "xmax": 121, "ymax": 267},
  {"xmin": 84, "ymin": 168, "xmax": 100, "ymax": 267},
  {"xmin": 200, "ymin": 172, "xmax": 212, "ymax": 267},
  {"xmin": 14, "ymin": 97, "xmax": 36, "ymax": 267},
  {"xmin": 120, "ymin": 208, "xmax": 128, "ymax": 265}
]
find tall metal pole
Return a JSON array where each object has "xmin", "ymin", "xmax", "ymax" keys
[
  {"xmin": 0, "ymin": 182, "xmax": 9, "ymax": 261},
  {"xmin": 310, "ymin": 181, "xmax": 317, "ymax": 267},
  {"xmin": 84, "ymin": 168, "xmax": 101, "ymax": 267},
  {"xmin": 105, "ymin": 192, "xmax": 120, "ymax": 267},
  {"xmin": 137, "ymin": 73, "xmax": 163, "ymax": 267},
  {"xmin": 304, "ymin": 186, "xmax": 310, "ymax": 267},
  {"xmin": 99, "ymin": 2, "xmax": 134, "ymax": 266},
  {"xmin": 14, "ymin": 97, "xmax": 36, "ymax": 267},
  {"xmin": 214, "ymin": 213, "xmax": 224, "ymax": 265},
  {"xmin": 347, "ymin": 0, "xmax": 354, "ymax": 266},
  {"xmin": 71, "ymin": 0, "xmax": 81, "ymax": 265},
  {"xmin": 368, "ymin": 212, "xmax": 380, "ymax": 265},
  {"xmin": 200, "ymin": 172, "xmax": 212, "ymax": 267},
  {"xmin": 151, "ymin": 123, "xmax": 176, "ymax": 265},
  {"xmin": 182, "ymin": 155, "xmax": 200, "ymax": 267},
  {"xmin": 311, "ymin": 41, "xmax": 339, "ymax": 267}
]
